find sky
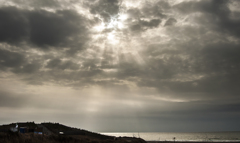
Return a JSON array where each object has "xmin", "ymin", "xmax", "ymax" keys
[{"xmin": 0, "ymin": 0, "xmax": 240, "ymax": 132}]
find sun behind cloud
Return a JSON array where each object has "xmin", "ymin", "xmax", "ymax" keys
[{"xmin": 93, "ymin": 12, "xmax": 128, "ymax": 45}]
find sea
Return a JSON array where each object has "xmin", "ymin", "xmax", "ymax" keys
[{"xmin": 101, "ymin": 132, "xmax": 240, "ymax": 142}]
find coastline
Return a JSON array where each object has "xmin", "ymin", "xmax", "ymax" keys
[
  {"xmin": 147, "ymin": 141, "xmax": 240, "ymax": 143},
  {"xmin": 102, "ymin": 131, "xmax": 240, "ymax": 142}
]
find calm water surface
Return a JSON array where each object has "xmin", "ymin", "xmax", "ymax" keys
[{"xmin": 101, "ymin": 132, "xmax": 240, "ymax": 141}]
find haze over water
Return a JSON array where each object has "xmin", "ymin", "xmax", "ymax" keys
[{"xmin": 102, "ymin": 132, "xmax": 240, "ymax": 141}]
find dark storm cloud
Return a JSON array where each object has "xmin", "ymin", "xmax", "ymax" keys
[
  {"xmin": 13, "ymin": 60, "xmax": 42, "ymax": 74},
  {"xmin": 175, "ymin": 0, "xmax": 240, "ymax": 38},
  {"xmin": 0, "ymin": 6, "xmax": 89, "ymax": 49},
  {"xmin": 1, "ymin": 0, "xmax": 239, "ymax": 98},
  {"xmin": 0, "ymin": 49, "xmax": 25, "ymax": 69},
  {"xmin": 129, "ymin": 19, "xmax": 161, "ymax": 32},
  {"xmin": 124, "ymin": 1, "xmax": 173, "ymax": 33},
  {"xmin": 136, "ymin": 39, "xmax": 240, "ymax": 99},
  {"xmin": 29, "ymin": 10, "xmax": 88, "ymax": 48},
  {"xmin": 123, "ymin": 0, "xmax": 240, "ymax": 102},
  {"xmin": 164, "ymin": 18, "xmax": 177, "ymax": 26},
  {"xmin": 0, "ymin": 5, "xmax": 92, "ymax": 86},
  {"xmin": 0, "ymin": 0, "xmax": 238, "ymax": 84},
  {"xmin": 11, "ymin": 0, "xmax": 60, "ymax": 8},
  {"xmin": 126, "ymin": 8, "xmax": 141, "ymax": 19},
  {"xmin": 87, "ymin": 0, "xmax": 119, "ymax": 23},
  {"xmin": 0, "ymin": 48, "xmax": 43, "ymax": 75},
  {"xmin": 139, "ymin": 74, "xmax": 240, "ymax": 99},
  {"xmin": 0, "ymin": 7, "xmax": 29, "ymax": 44},
  {"xmin": 46, "ymin": 58, "xmax": 79, "ymax": 70},
  {"xmin": 126, "ymin": 0, "xmax": 170, "ymax": 19},
  {"xmin": 198, "ymin": 42, "xmax": 240, "ymax": 73},
  {"xmin": 141, "ymin": 0, "xmax": 170, "ymax": 18},
  {"xmin": 174, "ymin": 0, "xmax": 228, "ymax": 14},
  {"xmin": 17, "ymin": 55, "xmax": 104, "ymax": 87}
]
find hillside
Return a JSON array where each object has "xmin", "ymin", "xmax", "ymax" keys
[{"xmin": 0, "ymin": 122, "xmax": 146, "ymax": 143}]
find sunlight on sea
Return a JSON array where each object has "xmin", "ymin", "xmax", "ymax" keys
[{"xmin": 101, "ymin": 132, "xmax": 240, "ymax": 141}]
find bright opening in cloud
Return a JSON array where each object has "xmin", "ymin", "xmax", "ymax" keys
[
  {"xmin": 118, "ymin": 14, "xmax": 128, "ymax": 21},
  {"xmin": 107, "ymin": 32, "xmax": 119, "ymax": 45},
  {"xmin": 94, "ymin": 22, "xmax": 105, "ymax": 32}
]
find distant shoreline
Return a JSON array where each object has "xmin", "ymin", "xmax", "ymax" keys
[
  {"xmin": 102, "ymin": 132, "xmax": 240, "ymax": 142},
  {"xmin": 147, "ymin": 141, "xmax": 240, "ymax": 143}
]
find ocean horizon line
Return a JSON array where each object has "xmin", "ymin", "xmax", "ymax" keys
[{"xmin": 101, "ymin": 131, "xmax": 240, "ymax": 141}]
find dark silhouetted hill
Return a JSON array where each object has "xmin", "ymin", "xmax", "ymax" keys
[{"xmin": 0, "ymin": 122, "xmax": 147, "ymax": 143}]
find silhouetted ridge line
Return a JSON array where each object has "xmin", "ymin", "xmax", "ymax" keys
[{"xmin": 0, "ymin": 121, "xmax": 147, "ymax": 143}]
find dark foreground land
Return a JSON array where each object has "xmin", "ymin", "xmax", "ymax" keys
[
  {"xmin": 0, "ymin": 122, "xmax": 146, "ymax": 143},
  {"xmin": 1, "ymin": 122, "xmax": 239, "ymax": 143}
]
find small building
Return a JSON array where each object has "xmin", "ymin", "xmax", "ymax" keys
[
  {"xmin": 28, "ymin": 128, "xmax": 35, "ymax": 133},
  {"xmin": 10, "ymin": 127, "xmax": 18, "ymax": 132},
  {"xmin": 19, "ymin": 127, "xmax": 28, "ymax": 133},
  {"xmin": 59, "ymin": 132, "xmax": 64, "ymax": 135},
  {"xmin": 10, "ymin": 124, "xmax": 18, "ymax": 132},
  {"xmin": 34, "ymin": 127, "xmax": 43, "ymax": 134}
]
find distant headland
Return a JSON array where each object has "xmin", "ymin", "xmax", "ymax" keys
[{"xmin": 0, "ymin": 121, "xmax": 146, "ymax": 143}]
